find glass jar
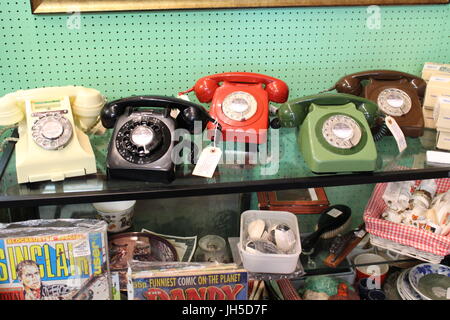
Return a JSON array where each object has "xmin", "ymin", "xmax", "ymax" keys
[{"xmin": 193, "ymin": 235, "xmax": 229, "ymax": 263}]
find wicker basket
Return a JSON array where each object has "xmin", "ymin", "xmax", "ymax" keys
[
  {"xmin": 370, "ymin": 234, "xmax": 444, "ymax": 264},
  {"xmin": 364, "ymin": 178, "xmax": 450, "ymax": 264}
]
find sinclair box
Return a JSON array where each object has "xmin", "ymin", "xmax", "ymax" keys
[
  {"xmin": 127, "ymin": 262, "xmax": 248, "ymax": 300},
  {"xmin": 0, "ymin": 219, "xmax": 111, "ymax": 300}
]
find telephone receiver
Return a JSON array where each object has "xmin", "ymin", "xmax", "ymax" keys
[
  {"xmin": 275, "ymin": 93, "xmax": 379, "ymax": 173},
  {"xmin": 181, "ymin": 72, "xmax": 289, "ymax": 104},
  {"xmin": 0, "ymin": 86, "xmax": 105, "ymax": 131},
  {"xmin": 276, "ymin": 93, "xmax": 379, "ymax": 128},
  {"xmin": 100, "ymin": 95, "xmax": 218, "ymax": 133},
  {"xmin": 329, "ymin": 70, "xmax": 427, "ymax": 98}
]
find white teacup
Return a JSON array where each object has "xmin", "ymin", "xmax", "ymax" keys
[{"xmin": 93, "ymin": 200, "xmax": 136, "ymax": 233}]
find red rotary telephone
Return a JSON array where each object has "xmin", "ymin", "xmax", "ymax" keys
[{"xmin": 181, "ymin": 72, "xmax": 289, "ymax": 144}]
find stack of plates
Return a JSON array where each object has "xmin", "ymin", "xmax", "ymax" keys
[{"xmin": 396, "ymin": 263, "xmax": 450, "ymax": 300}]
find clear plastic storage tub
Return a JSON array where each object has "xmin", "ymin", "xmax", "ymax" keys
[{"xmin": 238, "ymin": 210, "xmax": 302, "ymax": 274}]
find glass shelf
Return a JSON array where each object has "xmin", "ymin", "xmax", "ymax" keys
[{"xmin": 0, "ymin": 127, "xmax": 449, "ymax": 208}]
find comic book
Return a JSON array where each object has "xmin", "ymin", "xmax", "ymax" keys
[
  {"xmin": 0, "ymin": 219, "xmax": 111, "ymax": 300},
  {"xmin": 127, "ymin": 261, "xmax": 248, "ymax": 300}
]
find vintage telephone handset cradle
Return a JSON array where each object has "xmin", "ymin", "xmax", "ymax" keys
[
  {"xmin": 0, "ymin": 86, "xmax": 105, "ymax": 184},
  {"xmin": 274, "ymin": 93, "xmax": 380, "ymax": 173},
  {"xmin": 181, "ymin": 72, "xmax": 289, "ymax": 144},
  {"xmin": 101, "ymin": 95, "xmax": 216, "ymax": 182},
  {"xmin": 323, "ymin": 70, "xmax": 426, "ymax": 137}
]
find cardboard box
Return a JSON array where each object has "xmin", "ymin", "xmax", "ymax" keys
[
  {"xmin": 424, "ymin": 75, "xmax": 450, "ymax": 110},
  {"xmin": 422, "ymin": 62, "xmax": 450, "ymax": 82},
  {"xmin": 423, "ymin": 107, "xmax": 436, "ymax": 129},
  {"xmin": 435, "ymin": 97, "xmax": 450, "ymax": 130},
  {"xmin": 0, "ymin": 219, "xmax": 111, "ymax": 300},
  {"xmin": 436, "ymin": 130, "xmax": 450, "ymax": 151}
]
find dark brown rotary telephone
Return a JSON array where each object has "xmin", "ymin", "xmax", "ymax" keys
[{"xmin": 324, "ymin": 70, "xmax": 427, "ymax": 137}]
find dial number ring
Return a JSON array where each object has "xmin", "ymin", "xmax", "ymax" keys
[
  {"xmin": 322, "ymin": 115, "xmax": 362, "ymax": 149},
  {"xmin": 377, "ymin": 88, "xmax": 412, "ymax": 117},
  {"xmin": 222, "ymin": 91, "xmax": 257, "ymax": 121},
  {"xmin": 31, "ymin": 113, "xmax": 73, "ymax": 150},
  {"xmin": 116, "ymin": 118, "xmax": 170, "ymax": 165}
]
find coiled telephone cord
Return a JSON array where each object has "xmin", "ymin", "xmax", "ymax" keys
[
  {"xmin": 0, "ymin": 125, "xmax": 19, "ymax": 152},
  {"xmin": 373, "ymin": 120, "xmax": 389, "ymax": 142}
]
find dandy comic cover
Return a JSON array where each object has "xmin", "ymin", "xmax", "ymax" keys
[
  {"xmin": 128, "ymin": 262, "xmax": 248, "ymax": 300},
  {"xmin": 0, "ymin": 219, "xmax": 111, "ymax": 300}
]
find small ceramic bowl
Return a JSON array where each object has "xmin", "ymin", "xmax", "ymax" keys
[{"xmin": 408, "ymin": 263, "xmax": 450, "ymax": 300}]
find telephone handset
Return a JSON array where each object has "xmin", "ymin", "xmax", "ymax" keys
[
  {"xmin": 327, "ymin": 70, "xmax": 426, "ymax": 137},
  {"xmin": 274, "ymin": 93, "xmax": 379, "ymax": 173},
  {"xmin": 181, "ymin": 72, "xmax": 289, "ymax": 144},
  {"xmin": 0, "ymin": 86, "xmax": 105, "ymax": 183},
  {"xmin": 101, "ymin": 95, "xmax": 215, "ymax": 182}
]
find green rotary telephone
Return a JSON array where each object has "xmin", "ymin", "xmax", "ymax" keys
[{"xmin": 272, "ymin": 93, "xmax": 381, "ymax": 173}]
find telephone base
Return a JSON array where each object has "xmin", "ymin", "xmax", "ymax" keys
[
  {"xmin": 107, "ymin": 167, "xmax": 175, "ymax": 183},
  {"xmin": 299, "ymin": 104, "xmax": 378, "ymax": 174},
  {"xmin": 207, "ymin": 128, "xmax": 267, "ymax": 145}
]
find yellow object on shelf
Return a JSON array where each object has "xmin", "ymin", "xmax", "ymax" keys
[
  {"xmin": 0, "ymin": 86, "xmax": 105, "ymax": 183},
  {"xmin": 435, "ymin": 97, "xmax": 450, "ymax": 129},
  {"xmin": 424, "ymin": 75, "xmax": 450, "ymax": 110},
  {"xmin": 422, "ymin": 62, "xmax": 450, "ymax": 82},
  {"xmin": 423, "ymin": 107, "xmax": 436, "ymax": 129}
]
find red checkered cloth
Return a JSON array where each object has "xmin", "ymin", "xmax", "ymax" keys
[{"xmin": 364, "ymin": 178, "xmax": 450, "ymax": 257}]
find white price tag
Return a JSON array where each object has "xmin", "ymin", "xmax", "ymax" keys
[
  {"xmin": 177, "ymin": 94, "xmax": 191, "ymax": 102},
  {"xmin": 424, "ymin": 64, "xmax": 440, "ymax": 70},
  {"xmin": 308, "ymin": 188, "xmax": 318, "ymax": 201},
  {"xmin": 171, "ymin": 94, "xmax": 190, "ymax": 118},
  {"xmin": 73, "ymin": 240, "xmax": 90, "ymax": 257},
  {"xmin": 385, "ymin": 116, "xmax": 407, "ymax": 153},
  {"xmin": 192, "ymin": 146, "xmax": 222, "ymax": 178},
  {"xmin": 327, "ymin": 208, "xmax": 343, "ymax": 218},
  {"xmin": 354, "ymin": 230, "xmax": 367, "ymax": 238},
  {"xmin": 447, "ymin": 287, "xmax": 450, "ymax": 300},
  {"xmin": 431, "ymin": 76, "xmax": 450, "ymax": 83},
  {"xmin": 170, "ymin": 108, "xmax": 180, "ymax": 118}
]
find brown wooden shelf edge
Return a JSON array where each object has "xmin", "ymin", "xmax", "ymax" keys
[{"xmin": 30, "ymin": 0, "xmax": 449, "ymax": 14}]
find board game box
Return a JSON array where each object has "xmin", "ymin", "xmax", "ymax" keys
[{"xmin": 0, "ymin": 219, "xmax": 111, "ymax": 300}]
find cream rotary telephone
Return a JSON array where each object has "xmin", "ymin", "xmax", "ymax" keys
[{"xmin": 0, "ymin": 86, "xmax": 106, "ymax": 183}]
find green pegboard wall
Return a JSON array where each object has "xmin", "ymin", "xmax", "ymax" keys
[
  {"xmin": 0, "ymin": 3, "xmax": 449, "ymax": 100},
  {"xmin": 0, "ymin": 2, "xmax": 449, "ymax": 223}
]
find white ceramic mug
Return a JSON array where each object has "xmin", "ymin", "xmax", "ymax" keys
[{"xmin": 93, "ymin": 200, "xmax": 136, "ymax": 233}]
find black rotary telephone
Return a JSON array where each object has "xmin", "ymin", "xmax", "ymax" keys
[{"xmin": 100, "ymin": 95, "xmax": 217, "ymax": 183}]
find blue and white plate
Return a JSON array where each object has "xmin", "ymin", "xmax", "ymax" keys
[
  {"xmin": 396, "ymin": 270, "xmax": 410, "ymax": 300},
  {"xmin": 408, "ymin": 263, "xmax": 450, "ymax": 300},
  {"xmin": 398, "ymin": 268, "xmax": 423, "ymax": 300}
]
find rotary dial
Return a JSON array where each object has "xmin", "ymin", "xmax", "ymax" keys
[
  {"xmin": 31, "ymin": 113, "xmax": 73, "ymax": 150},
  {"xmin": 377, "ymin": 88, "xmax": 412, "ymax": 117},
  {"xmin": 322, "ymin": 115, "xmax": 362, "ymax": 149},
  {"xmin": 222, "ymin": 91, "xmax": 257, "ymax": 121},
  {"xmin": 116, "ymin": 117, "xmax": 169, "ymax": 165}
]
